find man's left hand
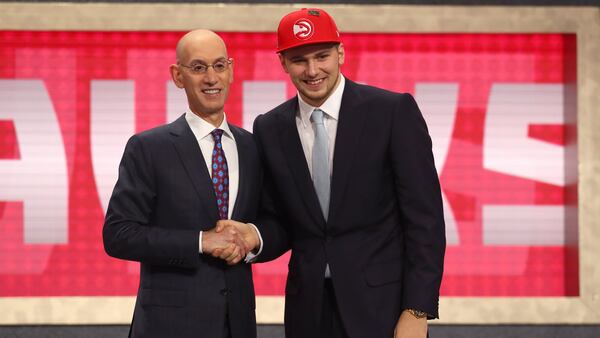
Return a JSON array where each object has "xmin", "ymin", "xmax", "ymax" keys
[{"xmin": 394, "ymin": 310, "xmax": 427, "ymax": 338}]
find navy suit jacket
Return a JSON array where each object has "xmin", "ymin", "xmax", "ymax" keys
[
  {"xmin": 253, "ymin": 79, "xmax": 446, "ymax": 338},
  {"xmin": 103, "ymin": 115, "xmax": 261, "ymax": 338}
]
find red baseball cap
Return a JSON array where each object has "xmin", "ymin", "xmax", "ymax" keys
[{"xmin": 276, "ymin": 8, "xmax": 341, "ymax": 53}]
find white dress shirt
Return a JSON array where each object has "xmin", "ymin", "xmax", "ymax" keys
[
  {"xmin": 250, "ymin": 76, "xmax": 346, "ymax": 263},
  {"xmin": 296, "ymin": 75, "xmax": 345, "ymax": 277},
  {"xmin": 296, "ymin": 75, "xmax": 345, "ymax": 178},
  {"xmin": 185, "ymin": 111, "xmax": 239, "ymax": 217},
  {"xmin": 185, "ymin": 112, "xmax": 239, "ymax": 253}
]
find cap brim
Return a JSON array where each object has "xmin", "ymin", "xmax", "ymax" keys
[{"xmin": 276, "ymin": 39, "xmax": 341, "ymax": 53}]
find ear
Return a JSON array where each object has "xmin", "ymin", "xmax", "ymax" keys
[
  {"xmin": 337, "ymin": 43, "xmax": 345, "ymax": 66},
  {"xmin": 278, "ymin": 53, "xmax": 290, "ymax": 74},
  {"xmin": 169, "ymin": 64, "xmax": 184, "ymax": 88},
  {"xmin": 228, "ymin": 58, "xmax": 234, "ymax": 84}
]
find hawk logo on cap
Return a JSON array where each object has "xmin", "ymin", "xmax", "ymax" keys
[{"xmin": 293, "ymin": 19, "xmax": 314, "ymax": 40}]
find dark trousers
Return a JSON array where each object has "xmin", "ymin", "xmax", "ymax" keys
[
  {"xmin": 223, "ymin": 308, "xmax": 231, "ymax": 338},
  {"xmin": 319, "ymin": 279, "xmax": 349, "ymax": 338},
  {"xmin": 318, "ymin": 281, "xmax": 431, "ymax": 338},
  {"xmin": 223, "ymin": 322, "xmax": 231, "ymax": 338}
]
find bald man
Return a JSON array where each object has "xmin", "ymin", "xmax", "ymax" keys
[{"xmin": 103, "ymin": 30, "xmax": 261, "ymax": 338}]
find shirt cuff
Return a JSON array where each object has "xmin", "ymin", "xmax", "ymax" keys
[
  {"xmin": 198, "ymin": 231, "xmax": 203, "ymax": 254},
  {"xmin": 244, "ymin": 223, "xmax": 263, "ymax": 263}
]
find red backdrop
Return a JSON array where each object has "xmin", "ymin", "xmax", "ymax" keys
[{"xmin": 0, "ymin": 31, "xmax": 578, "ymax": 297}]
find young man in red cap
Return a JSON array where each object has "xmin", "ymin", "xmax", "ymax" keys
[{"xmin": 218, "ymin": 7, "xmax": 445, "ymax": 338}]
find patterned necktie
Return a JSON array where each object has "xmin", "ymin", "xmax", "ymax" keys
[
  {"xmin": 311, "ymin": 108, "xmax": 330, "ymax": 220},
  {"xmin": 210, "ymin": 129, "xmax": 229, "ymax": 220}
]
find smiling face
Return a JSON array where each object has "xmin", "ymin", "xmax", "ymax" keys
[
  {"xmin": 279, "ymin": 43, "xmax": 344, "ymax": 107},
  {"xmin": 170, "ymin": 30, "xmax": 233, "ymax": 122}
]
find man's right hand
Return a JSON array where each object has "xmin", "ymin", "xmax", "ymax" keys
[
  {"xmin": 211, "ymin": 220, "xmax": 261, "ymax": 264},
  {"xmin": 202, "ymin": 226, "xmax": 248, "ymax": 265}
]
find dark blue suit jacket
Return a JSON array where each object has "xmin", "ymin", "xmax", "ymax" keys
[
  {"xmin": 253, "ymin": 79, "xmax": 446, "ymax": 338},
  {"xmin": 103, "ymin": 115, "xmax": 261, "ymax": 338}
]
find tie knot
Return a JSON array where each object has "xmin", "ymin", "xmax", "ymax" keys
[
  {"xmin": 211, "ymin": 129, "xmax": 224, "ymax": 142},
  {"xmin": 310, "ymin": 109, "xmax": 325, "ymax": 125}
]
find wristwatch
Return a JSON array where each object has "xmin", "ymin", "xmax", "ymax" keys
[{"xmin": 405, "ymin": 308, "xmax": 428, "ymax": 319}]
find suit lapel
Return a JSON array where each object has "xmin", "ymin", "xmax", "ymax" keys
[
  {"xmin": 229, "ymin": 125, "xmax": 247, "ymax": 220},
  {"xmin": 278, "ymin": 98, "xmax": 326, "ymax": 227},
  {"xmin": 329, "ymin": 81, "xmax": 368, "ymax": 223},
  {"xmin": 169, "ymin": 115, "xmax": 220, "ymax": 221}
]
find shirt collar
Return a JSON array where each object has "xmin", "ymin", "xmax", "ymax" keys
[
  {"xmin": 185, "ymin": 112, "xmax": 234, "ymax": 141},
  {"xmin": 298, "ymin": 75, "xmax": 345, "ymax": 127}
]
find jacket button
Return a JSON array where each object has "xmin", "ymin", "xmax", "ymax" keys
[
  {"xmin": 220, "ymin": 289, "xmax": 229, "ymax": 296},
  {"xmin": 325, "ymin": 236, "xmax": 333, "ymax": 243}
]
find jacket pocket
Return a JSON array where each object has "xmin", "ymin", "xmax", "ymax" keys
[
  {"xmin": 364, "ymin": 260, "xmax": 403, "ymax": 287},
  {"xmin": 139, "ymin": 288, "xmax": 186, "ymax": 307}
]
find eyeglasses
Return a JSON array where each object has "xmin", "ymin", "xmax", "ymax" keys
[{"xmin": 178, "ymin": 58, "xmax": 232, "ymax": 74}]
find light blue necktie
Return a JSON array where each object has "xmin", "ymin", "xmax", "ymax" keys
[
  {"xmin": 311, "ymin": 109, "xmax": 332, "ymax": 278},
  {"xmin": 310, "ymin": 108, "xmax": 330, "ymax": 220}
]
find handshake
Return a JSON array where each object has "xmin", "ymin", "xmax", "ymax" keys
[{"xmin": 202, "ymin": 220, "xmax": 261, "ymax": 265}]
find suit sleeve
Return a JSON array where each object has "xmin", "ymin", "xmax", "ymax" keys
[
  {"xmin": 251, "ymin": 115, "xmax": 291, "ymax": 262},
  {"xmin": 102, "ymin": 135, "xmax": 200, "ymax": 269},
  {"xmin": 391, "ymin": 93, "xmax": 446, "ymax": 318}
]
